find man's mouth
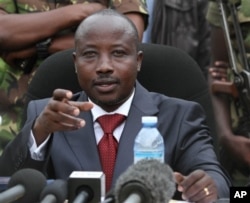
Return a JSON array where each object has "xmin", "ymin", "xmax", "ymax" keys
[{"xmin": 94, "ymin": 79, "xmax": 118, "ymax": 93}]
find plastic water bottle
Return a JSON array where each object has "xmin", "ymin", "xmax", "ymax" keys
[{"xmin": 134, "ymin": 116, "xmax": 165, "ymax": 163}]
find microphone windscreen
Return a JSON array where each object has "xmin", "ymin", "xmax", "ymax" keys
[
  {"xmin": 114, "ymin": 159, "xmax": 176, "ymax": 203},
  {"xmin": 40, "ymin": 179, "xmax": 67, "ymax": 203},
  {"xmin": 7, "ymin": 168, "xmax": 46, "ymax": 203}
]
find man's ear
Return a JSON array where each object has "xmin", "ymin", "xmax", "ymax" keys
[
  {"xmin": 137, "ymin": 50, "xmax": 143, "ymax": 72},
  {"xmin": 74, "ymin": 65, "xmax": 77, "ymax": 73},
  {"xmin": 73, "ymin": 52, "xmax": 77, "ymax": 73},
  {"xmin": 137, "ymin": 63, "xmax": 141, "ymax": 72}
]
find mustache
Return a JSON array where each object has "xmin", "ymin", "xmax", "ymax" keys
[{"xmin": 93, "ymin": 76, "xmax": 120, "ymax": 85}]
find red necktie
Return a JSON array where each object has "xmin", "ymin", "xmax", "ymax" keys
[{"xmin": 97, "ymin": 114, "xmax": 126, "ymax": 192}]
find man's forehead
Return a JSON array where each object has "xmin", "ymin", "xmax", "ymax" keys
[
  {"xmin": 75, "ymin": 11, "xmax": 138, "ymax": 48},
  {"xmin": 80, "ymin": 16, "xmax": 131, "ymax": 38},
  {"xmin": 84, "ymin": 14, "xmax": 126, "ymax": 27}
]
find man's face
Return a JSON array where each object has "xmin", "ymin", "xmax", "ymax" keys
[{"xmin": 74, "ymin": 16, "xmax": 143, "ymax": 112}]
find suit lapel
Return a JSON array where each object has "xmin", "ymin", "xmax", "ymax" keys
[{"xmin": 63, "ymin": 92, "xmax": 102, "ymax": 171}]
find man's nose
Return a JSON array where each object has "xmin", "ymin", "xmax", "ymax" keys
[{"xmin": 96, "ymin": 55, "xmax": 114, "ymax": 73}]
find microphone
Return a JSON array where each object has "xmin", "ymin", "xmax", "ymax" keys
[
  {"xmin": 0, "ymin": 177, "xmax": 9, "ymax": 193},
  {"xmin": 114, "ymin": 159, "xmax": 176, "ymax": 203},
  {"xmin": 68, "ymin": 171, "xmax": 105, "ymax": 203},
  {"xmin": 101, "ymin": 189, "xmax": 115, "ymax": 203},
  {"xmin": 40, "ymin": 179, "xmax": 67, "ymax": 203},
  {"xmin": 0, "ymin": 168, "xmax": 46, "ymax": 203}
]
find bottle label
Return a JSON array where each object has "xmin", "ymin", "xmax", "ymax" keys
[{"xmin": 134, "ymin": 151, "xmax": 164, "ymax": 163}]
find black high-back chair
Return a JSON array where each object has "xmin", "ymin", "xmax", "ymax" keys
[{"xmin": 25, "ymin": 43, "xmax": 218, "ymax": 149}]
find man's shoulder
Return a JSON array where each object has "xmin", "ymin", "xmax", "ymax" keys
[
  {"xmin": 28, "ymin": 97, "xmax": 50, "ymax": 110},
  {"xmin": 149, "ymin": 91, "xmax": 199, "ymax": 108}
]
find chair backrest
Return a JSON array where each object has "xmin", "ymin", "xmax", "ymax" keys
[{"xmin": 25, "ymin": 43, "xmax": 218, "ymax": 149}]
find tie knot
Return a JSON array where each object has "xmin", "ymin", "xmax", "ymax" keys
[{"xmin": 97, "ymin": 114, "xmax": 126, "ymax": 134}]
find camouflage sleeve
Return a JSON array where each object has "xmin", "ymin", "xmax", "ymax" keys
[
  {"xmin": 0, "ymin": 0, "xmax": 16, "ymax": 13},
  {"xmin": 110, "ymin": 0, "xmax": 148, "ymax": 15},
  {"xmin": 206, "ymin": 1, "xmax": 222, "ymax": 27},
  {"xmin": 109, "ymin": 0, "xmax": 148, "ymax": 29}
]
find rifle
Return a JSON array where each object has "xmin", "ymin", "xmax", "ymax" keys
[
  {"xmin": 212, "ymin": 0, "xmax": 250, "ymax": 177},
  {"xmin": 212, "ymin": 0, "xmax": 250, "ymax": 138}
]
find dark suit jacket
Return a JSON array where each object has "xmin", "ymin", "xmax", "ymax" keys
[{"xmin": 0, "ymin": 81, "xmax": 230, "ymax": 198}]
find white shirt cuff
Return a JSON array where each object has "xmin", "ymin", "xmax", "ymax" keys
[{"xmin": 28, "ymin": 131, "xmax": 51, "ymax": 160}]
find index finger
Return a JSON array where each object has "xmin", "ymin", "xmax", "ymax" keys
[
  {"xmin": 68, "ymin": 101, "xmax": 94, "ymax": 112},
  {"xmin": 53, "ymin": 89, "xmax": 73, "ymax": 101},
  {"xmin": 174, "ymin": 172, "xmax": 185, "ymax": 192},
  {"xmin": 174, "ymin": 172, "xmax": 185, "ymax": 184},
  {"xmin": 214, "ymin": 60, "xmax": 229, "ymax": 68}
]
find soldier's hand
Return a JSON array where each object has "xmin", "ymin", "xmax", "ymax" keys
[
  {"xmin": 82, "ymin": 2, "xmax": 106, "ymax": 16},
  {"xmin": 33, "ymin": 89, "xmax": 93, "ymax": 145},
  {"xmin": 68, "ymin": 2, "xmax": 106, "ymax": 21},
  {"xmin": 1, "ymin": 48, "xmax": 36, "ymax": 70},
  {"xmin": 208, "ymin": 61, "xmax": 229, "ymax": 82}
]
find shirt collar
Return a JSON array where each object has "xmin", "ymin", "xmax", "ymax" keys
[{"xmin": 90, "ymin": 88, "xmax": 135, "ymax": 121}]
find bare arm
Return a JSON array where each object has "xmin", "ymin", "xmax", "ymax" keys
[
  {"xmin": 0, "ymin": 4, "xmax": 146, "ymax": 69},
  {"xmin": 0, "ymin": 3, "xmax": 105, "ymax": 51}
]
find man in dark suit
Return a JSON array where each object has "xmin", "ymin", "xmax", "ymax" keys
[{"xmin": 0, "ymin": 9, "xmax": 230, "ymax": 202}]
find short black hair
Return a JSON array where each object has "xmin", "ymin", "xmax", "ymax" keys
[{"xmin": 75, "ymin": 9, "xmax": 140, "ymax": 49}]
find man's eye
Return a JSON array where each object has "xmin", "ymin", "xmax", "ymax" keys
[
  {"xmin": 83, "ymin": 51, "xmax": 96, "ymax": 58},
  {"xmin": 113, "ymin": 50, "xmax": 126, "ymax": 56}
]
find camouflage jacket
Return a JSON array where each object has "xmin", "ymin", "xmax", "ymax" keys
[{"xmin": 0, "ymin": 0, "xmax": 148, "ymax": 153}]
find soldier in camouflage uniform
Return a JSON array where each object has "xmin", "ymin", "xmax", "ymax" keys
[
  {"xmin": 206, "ymin": 0, "xmax": 250, "ymax": 186},
  {"xmin": 0, "ymin": 0, "xmax": 148, "ymax": 154}
]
